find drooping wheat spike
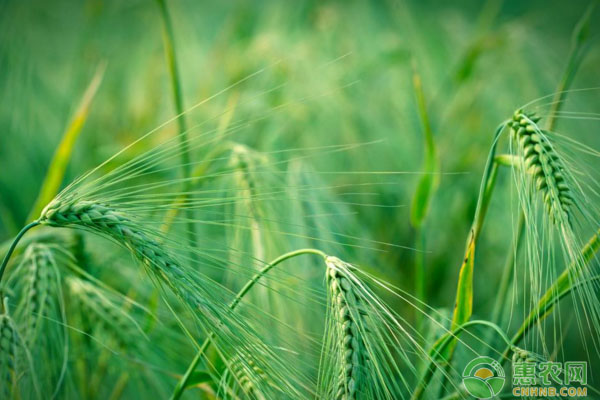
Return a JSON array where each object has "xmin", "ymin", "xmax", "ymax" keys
[
  {"xmin": 38, "ymin": 198, "xmax": 307, "ymax": 398},
  {"xmin": 7, "ymin": 243, "xmax": 66, "ymax": 398},
  {"xmin": 19, "ymin": 245, "xmax": 55, "ymax": 347},
  {"xmin": 67, "ymin": 277, "xmax": 142, "ymax": 349},
  {"xmin": 511, "ymin": 346, "xmax": 545, "ymax": 365},
  {"xmin": 223, "ymin": 353, "xmax": 272, "ymax": 400},
  {"xmin": 0, "ymin": 298, "xmax": 18, "ymax": 399},
  {"xmin": 325, "ymin": 256, "xmax": 368, "ymax": 400},
  {"xmin": 509, "ymin": 109, "xmax": 573, "ymax": 224},
  {"xmin": 39, "ymin": 200, "xmax": 190, "ymax": 291}
]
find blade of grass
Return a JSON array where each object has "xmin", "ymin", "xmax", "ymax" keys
[
  {"xmin": 410, "ymin": 60, "xmax": 439, "ymax": 229},
  {"xmin": 447, "ymin": 123, "xmax": 505, "ymax": 345},
  {"xmin": 410, "ymin": 61, "xmax": 439, "ymax": 329},
  {"xmin": 156, "ymin": 0, "xmax": 197, "ymax": 251},
  {"xmin": 27, "ymin": 64, "xmax": 105, "ymax": 221},
  {"xmin": 546, "ymin": 2, "xmax": 595, "ymax": 132},
  {"xmin": 413, "ymin": 124, "xmax": 505, "ymax": 400},
  {"xmin": 161, "ymin": 92, "xmax": 239, "ymax": 234}
]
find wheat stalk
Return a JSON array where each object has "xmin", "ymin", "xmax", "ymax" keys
[{"xmin": 509, "ymin": 109, "xmax": 573, "ymax": 224}]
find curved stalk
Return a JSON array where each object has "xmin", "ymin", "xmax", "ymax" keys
[
  {"xmin": 411, "ymin": 320, "xmax": 511, "ymax": 400},
  {"xmin": 425, "ymin": 124, "xmax": 506, "ymax": 399},
  {"xmin": 170, "ymin": 248, "xmax": 327, "ymax": 400},
  {"xmin": 0, "ymin": 220, "xmax": 40, "ymax": 283}
]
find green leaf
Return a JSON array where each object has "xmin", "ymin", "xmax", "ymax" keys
[
  {"xmin": 27, "ymin": 64, "xmax": 105, "ymax": 221},
  {"xmin": 410, "ymin": 62, "xmax": 439, "ymax": 229},
  {"xmin": 184, "ymin": 371, "xmax": 212, "ymax": 389},
  {"xmin": 445, "ymin": 236, "xmax": 475, "ymax": 356}
]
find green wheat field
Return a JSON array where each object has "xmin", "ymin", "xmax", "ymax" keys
[{"xmin": 1, "ymin": 0, "xmax": 600, "ymax": 399}]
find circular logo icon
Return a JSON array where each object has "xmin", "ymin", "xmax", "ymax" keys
[{"xmin": 462, "ymin": 356, "xmax": 505, "ymax": 399}]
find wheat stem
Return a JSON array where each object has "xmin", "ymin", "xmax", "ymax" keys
[
  {"xmin": 170, "ymin": 248, "xmax": 327, "ymax": 400},
  {"xmin": 156, "ymin": 0, "xmax": 198, "ymax": 253},
  {"xmin": 491, "ymin": 213, "xmax": 525, "ymax": 325},
  {"xmin": 432, "ymin": 123, "xmax": 505, "ymax": 398},
  {"xmin": 0, "ymin": 221, "xmax": 40, "ymax": 284}
]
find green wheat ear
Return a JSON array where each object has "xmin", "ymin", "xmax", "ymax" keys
[
  {"xmin": 509, "ymin": 109, "xmax": 573, "ymax": 224},
  {"xmin": 0, "ymin": 300, "xmax": 18, "ymax": 399},
  {"xmin": 326, "ymin": 256, "xmax": 368, "ymax": 400}
]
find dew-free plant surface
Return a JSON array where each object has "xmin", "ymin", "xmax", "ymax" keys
[{"xmin": 1, "ymin": 1, "xmax": 600, "ymax": 399}]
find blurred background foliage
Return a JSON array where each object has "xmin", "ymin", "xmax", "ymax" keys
[
  {"xmin": 0, "ymin": 0, "xmax": 599, "ymax": 397},
  {"xmin": 2, "ymin": 0, "xmax": 598, "ymax": 306}
]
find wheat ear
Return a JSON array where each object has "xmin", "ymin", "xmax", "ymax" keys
[
  {"xmin": 39, "ymin": 200, "xmax": 190, "ymax": 289},
  {"xmin": 225, "ymin": 353, "xmax": 271, "ymax": 400},
  {"xmin": 509, "ymin": 109, "xmax": 573, "ymax": 224},
  {"xmin": 67, "ymin": 277, "xmax": 141, "ymax": 348},
  {"xmin": 0, "ymin": 299, "xmax": 17, "ymax": 399},
  {"xmin": 20, "ymin": 245, "xmax": 54, "ymax": 347},
  {"xmin": 326, "ymin": 256, "xmax": 367, "ymax": 400}
]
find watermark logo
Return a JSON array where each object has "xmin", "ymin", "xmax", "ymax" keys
[
  {"xmin": 462, "ymin": 355, "xmax": 588, "ymax": 398},
  {"xmin": 512, "ymin": 359, "xmax": 587, "ymax": 397},
  {"xmin": 462, "ymin": 356, "xmax": 506, "ymax": 399}
]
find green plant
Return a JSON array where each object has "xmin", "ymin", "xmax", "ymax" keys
[
  {"xmin": 1, "ymin": 1, "xmax": 599, "ymax": 399},
  {"xmin": 509, "ymin": 110, "xmax": 572, "ymax": 224},
  {"xmin": 325, "ymin": 256, "xmax": 368, "ymax": 399}
]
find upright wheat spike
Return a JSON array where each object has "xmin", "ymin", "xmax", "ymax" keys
[
  {"xmin": 509, "ymin": 110, "xmax": 573, "ymax": 224},
  {"xmin": 326, "ymin": 256, "xmax": 367, "ymax": 400}
]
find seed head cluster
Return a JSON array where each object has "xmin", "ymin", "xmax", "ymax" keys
[
  {"xmin": 509, "ymin": 110, "xmax": 573, "ymax": 224},
  {"xmin": 326, "ymin": 257, "xmax": 368, "ymax": 400}
]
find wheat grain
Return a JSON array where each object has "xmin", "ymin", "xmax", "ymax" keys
[
  {"xmin": 39, "ymin": 199, "xmax": 221, "ymax": 321},
  {"xmin": 325, "ymin": 256, "xmax": 367, "ymax": 400},
  {"xmin": 509, "ymin": 109, "xmax": 573, "ymax": 224}
]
